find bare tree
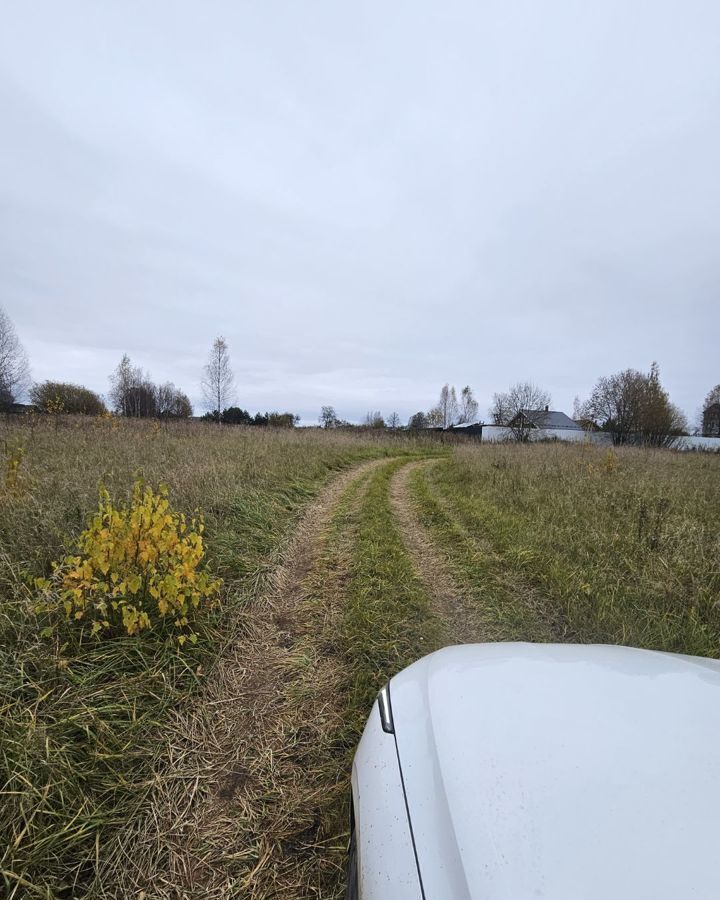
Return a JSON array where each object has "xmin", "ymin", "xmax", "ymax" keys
[
  {"xmin": 202, "ymin": 336, "xmax": 234, "ymax": 416},
  {"xmin": 319, "ymin": 406, "xmax": 338, "ymax": 428},
  {"xmin": 156, "ymin": 382, "xmax": 193, "ymax": 418},
  {"xmin": 490, "ymin": 381, "xmax": 551, "ymax": 441},
  {"xmin": 364, "ymin": 410, "xmax": 385, "ymax": 428},
  {"xmin": 109, "ymin": 354, "xmax": 142, "ymax": 416},
  {"xmin": 578, "ymin": 370, "xmax": 641, "ymax": 443},
  {"xmin": 0, "ymin": 307, "xmax": 30, "ymax": 406},
  {"xmin": 572, "ymin": 395, "xmax": 583, "ymax": 421},
  {"xmin": 387, "ymin": 411, "xmax": 401, "ymax": 430},
  {"xmin": 438, "ymin": 384, "xmax": 459, "ymax": 429},
  {"xmin": 108, "ymin": 354, "xmax": 158, "ymax": 417},
  {"xmin": 458, "ymin": 385, "xmax": 479, "ymax": 424}
]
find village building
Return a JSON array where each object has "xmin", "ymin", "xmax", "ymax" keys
[{"xmin": 702, "ymin": 402, "xmax": 720, "ymax": 437}]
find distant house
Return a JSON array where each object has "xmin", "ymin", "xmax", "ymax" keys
[
  {"xmin": 702, "ymin": 403, "xmax": 720, "ymax": 438},
  {"xmin": 492, "ymin": 406, "xmax": 611, "ymax": 445},
  {"xmin": 508, "ymin": 406, "xmax": 583, "ymax": 432},
  {"xmin": 444, "ymin": 408, "xmax": 613, "ymax": 444},
  {"xmin": 447, "ymin": 422, "xmax": 483, "ymax": 437}
]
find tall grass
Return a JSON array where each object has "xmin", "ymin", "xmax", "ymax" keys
[
  {"xmin": 408, "ymin": 461, "xmax": 560, "ymax": 642},
  {"xmin": 424, "ymin": 442, "xmax": 720, "ymax": 655},
  {"xmin": 0, "ymin": 416, "xmax": 417, "ymax": 897}
]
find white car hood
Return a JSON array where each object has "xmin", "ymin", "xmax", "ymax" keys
[{"xmin": 390, "ymin": 642, "xmax": 720, "ymax": 900}]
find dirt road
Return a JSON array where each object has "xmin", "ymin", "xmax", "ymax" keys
[{"xmin": 100, "ymin": 456, "xmax": 493, "ymax": 899}]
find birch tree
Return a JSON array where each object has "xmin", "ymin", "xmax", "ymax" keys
[
  {"xmin": 202, "ymin": 336, "xmax": 235, "ymax": 417},
  {"xmin": 0, "ymin": 307, "xmax": 30, "ymax": 406},
  {"xmin": 458, "ymin": 385, "xmax": 479, "ymax": 424},
  {"xmin": 438, "ymin": 384, "xmax": 459, "ymax": 429}
]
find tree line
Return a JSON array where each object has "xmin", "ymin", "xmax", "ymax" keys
[
  {"xmin": 108, "ymin": 355, "xmax": 192, "ymax": 418},
  {"xmin": 202, "ymin": 408, "xmax": 299, "ymax": 427},
  {"xmin": 321, "ymin": 365, "xmax": 719, "ymax": 445},
  {"xmin": 0, "ymin": 312, "xmax": 300, "ymax": 426},
  {"xmin": 319, "ymin": 384, "xmax": 480, "ymax": 432},
  {"xmin": 1, "ymin": 306, "xmax": 718, "ymax": 439}
]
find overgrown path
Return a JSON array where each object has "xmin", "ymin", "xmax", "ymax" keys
[{"xmin": 100, "ymin": 453, "xmax": 557, "ymax": 898}]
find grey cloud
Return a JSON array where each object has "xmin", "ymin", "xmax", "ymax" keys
[{"xmin": 2, "ymin": 0, "xmax": 719, "ymax": 423}]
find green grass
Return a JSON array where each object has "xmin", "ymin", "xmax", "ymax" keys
[
  {"xmin": 0, "ymin": 417, "xmax": 428, "ymax": 898},
  {"xmin": 332, "ymin": 457, "xmax": 445, "ymax": 733},
  {"xmin": 416, "ymin": 442, "xmax": 720, "ymax": 655},
  {"xmin": 408, "ymin": 460, "xmax": 559, "ymax": 642}
]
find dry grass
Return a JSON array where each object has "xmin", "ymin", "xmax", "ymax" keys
[
  {"xmin": 5, "ymin": 417, "xmax": 714, "ymax": 899},
  {"xmin": 0, "ymin": 416, "xmax": 424, "ymax": 898}
]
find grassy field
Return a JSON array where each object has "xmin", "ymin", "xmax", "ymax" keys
[
  {"xmin": 1, "ymin": 419, "xmax": 718, "ymax": 897},
  {"xmin": 0, "ymin": 417, "xmax": 425, "ymax": 897},
  {"xmin": 413, "ymin": 443, "xmax": 720, "ymax": 655}
]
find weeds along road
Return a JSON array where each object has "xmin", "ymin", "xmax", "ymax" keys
[{"xmin": 98, "ymin": 453, "xmax": 518, "ymax": 899}]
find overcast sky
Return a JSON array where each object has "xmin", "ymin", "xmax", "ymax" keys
[{"xmin": 2, "ymin": 1, "xmax": 719, "ymax": 423}]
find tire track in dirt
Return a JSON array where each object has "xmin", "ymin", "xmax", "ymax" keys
[
  {"xmin": 99, "ymin": 458, "xmax": 391, "ymax": 900},
  {"xmin": 389, "ymin": 460, "xmax": 487, "ymax": 646}
]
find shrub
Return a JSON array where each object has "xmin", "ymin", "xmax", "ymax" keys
[
  {"xmin": 267, "ymin": 411, "xmax": 299, "ymax": 427},
  {"xmin": 155, "ymin": 382, "xmax": 193, "ymax": 418},
  {"xmin": 30, "ymin": 380, "xmax": 107, "ymax": 415},
  {"xmin": 38, "ymin": 480, "xmax": 221, "ymax": 642}
]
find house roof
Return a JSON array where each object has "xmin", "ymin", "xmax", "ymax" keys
[{"xmin": 519, "ymin": 409, "xmax": 582, "ymax": 429}]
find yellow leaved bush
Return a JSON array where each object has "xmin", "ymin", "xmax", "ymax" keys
[{"xmin": 37, "ymin": 480, "xmax": 222, "ymax": 643}]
